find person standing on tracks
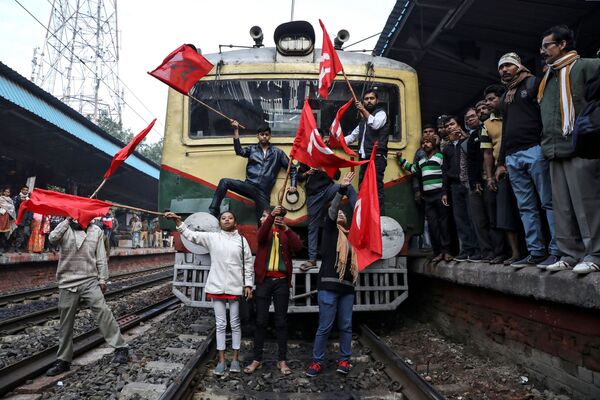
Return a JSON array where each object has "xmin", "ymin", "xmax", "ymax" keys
[
  {"xmin": 164, "ymin": 210, "xmax": 254, "ymax": 375},
  {"xmin": 45, "ymin": 217, "xmax": 128, "ymax": 376},
  {"xmin": 344, "ymin": 90, "xmax": 389, "ymax": 214},
  {"xmin": 208, "ymin": 120, "xmax": 297, "ymax": 225},
  {"xmin": 305, "ymin": 171, "xmax": 357, "ymax": 377},
  {"xmin": 243, "ymin": 205, "xmax": 303, "ymax": 376}
]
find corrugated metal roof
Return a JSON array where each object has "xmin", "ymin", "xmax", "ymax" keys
[{"xmin": 0, "ymin": 63, "xmax": 159, "ymax": 180}]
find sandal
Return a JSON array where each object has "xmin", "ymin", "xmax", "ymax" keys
[
  {"xmin": 243, "ymin": 360, "xmax": 262, "ymax": 374},
  {"xmin": 277, "ymin": 361, "xmax": 292, "ymax": 376}
]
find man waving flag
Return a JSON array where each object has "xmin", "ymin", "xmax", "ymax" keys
[
  {"xmin": 328, "ymin": 99, "xmax": 357, "ymax": 156},
  {"xmin": 318, "ymin": 19, "xmax": 344, "ymax": 99}
]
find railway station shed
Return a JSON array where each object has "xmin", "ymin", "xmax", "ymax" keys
[
  {"xmin": 374, "ymin": 0, "xmax": 600, "ymax": 123},
  {"xmin": 0, "ymin": 62, "xmax": 159, "ymax": 211}
]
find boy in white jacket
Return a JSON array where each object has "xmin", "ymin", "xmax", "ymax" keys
[{"xmin": 165, "ymin": 211, "xmax": 253, "ymax": 375}]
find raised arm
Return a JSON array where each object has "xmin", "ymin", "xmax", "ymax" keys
[
  {"xmin": 164, "ymin": 212, "xmax": 212, "ymax": 248},
  {"xmin": 327, "ymin": 171, "xmax": 355, "ymax": 220},
  {"xmin": 231, "ymin": 120, "xmax": 250, "ymax": 157},
  {"xmin": 48, "ymin": 218, "xmax": 70, "ymax": 244}
]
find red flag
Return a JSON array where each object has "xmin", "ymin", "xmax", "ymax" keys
[
  {"xmin": 104, "ymin": 119, "xmax": 157, "ymax": 179},
  {"xmin": 328, "ymin": 99, "xmax": 357, "ymax": 157},
  {"xmin": 148, "ymin": 44, "xmax": 214, "ymax": 95},
  {"xmin": 348, "ymin": 145, "xmax": 382, "ymax": 270},
  {"xmin": 318, "ymin": 20, "xmax": 344, "ymax": 99},
  {"xmin": 16, "ymin": 189, "xmax": 112, "ymax": 229},
  {"xmin": 291, "ymin": 99, "xmax": 365, "ymax": 178}
]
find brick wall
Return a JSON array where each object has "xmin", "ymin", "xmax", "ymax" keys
[{"xmin": 408, "ymin": 275, "xmax": 600, "ymax": 399}]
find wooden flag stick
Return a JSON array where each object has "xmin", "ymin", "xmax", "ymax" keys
[
  {"xmin": 188, "ymin": 95, "xmax": 246, "ymax": 129},
  {"xmin": 341, "ymin": 69, "xmax": 359, "ymax": 103},
  {"xmin": 103, "ymin": 199, "xmax": 164, "ymax": 216},
  {"xmin": 277, "ymin": 157, "xmax": 294, "ymax": 206},
  {"xmin": 89, "ymin": 178, "xmax": 107, "ymax": 199}
]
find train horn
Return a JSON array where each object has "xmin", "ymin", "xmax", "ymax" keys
[
  {"xmin": 250, "ymin": 26, "xmax": 264, "ymax": 48},
  {"xmin": 334, "ymin": 29, "xmax": 350, "ymax": 50}
]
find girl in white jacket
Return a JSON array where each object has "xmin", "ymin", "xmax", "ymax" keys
[{"xmin": 165, "ymin": 211, "xmax": 253, "ymax": 375}]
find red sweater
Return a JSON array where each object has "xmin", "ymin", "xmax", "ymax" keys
[{"xmin": 254, "ymin": 214, "xmax": 303, "ymax": 287}]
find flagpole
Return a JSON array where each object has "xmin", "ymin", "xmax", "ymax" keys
[
  {"xmin": 341, "ymin": 68, "xmax": 359, "ymax": 103},
  {"xmin": 188, "ymin": 95, "xmax": 246, "ymax": 129},
  {"xmin": 277, "ymin": 157, "xmax": 294, "ymax": 206},
  {"xmin": 90, "ymin": 178, "xmax": 107, "ymax": 199},
  {"xmin": 103, "ymin": 200, "xmax": 164, "ymax": 216}
]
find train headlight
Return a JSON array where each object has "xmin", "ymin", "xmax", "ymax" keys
[{"xmin": 273, "ymin": 21, "xmax": 315, "ymax": 56}]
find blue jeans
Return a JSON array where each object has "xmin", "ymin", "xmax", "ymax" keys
[
  {"xmin": 505, "ymin": 145, "xmax": 559, "ymax": 256},
  {"xmin": 306, "ymin": 184, "xmax": 357, "ymax": 261},
  {"xmin": 312, "ymin": 290, "xmax": 354, "ymax": 363}
]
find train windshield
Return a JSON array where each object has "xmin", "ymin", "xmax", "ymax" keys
[{"xmin": 188, "ymin": 79, "xmax": 401, "ymax": 141}]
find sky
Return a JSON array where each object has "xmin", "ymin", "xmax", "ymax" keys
[{"xmin": 0, "ymin": 0, "xmax": 396, "ymax": 143}]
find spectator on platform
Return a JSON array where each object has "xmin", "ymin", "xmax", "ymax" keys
[
  {"xmin": 140, "ymin": 220, "xmax": 149, "ymax": 248},
  {"xmin": 495, "ymin": 52, "xmax": 560, "ymax": 269},
  {"xmin": 306, "ymin": 172, "xmax": 357, "ymax": 377},
  {"xmin": 0, "ymin": 188, "xmax": 16, "ymax": 252},
  {"xmin": 483, "ymin": 85, "xmax": 523, "ymax": 265},
  {"xmin": 344, "ymin": 90, "xmax": 389, "ymax": 214},
  {"xmin": 436, "ymin": 115, "xmax": 451, "ymax": 150},
  {"xmin": 101, "ymin": 212, "xmax": 114, "ymax": 242},
  {"xmin": 45, "ymin": 217, "xmax": 129, "ymax": 376},
  {"xmin": 397, "ymin": 137, "xmax": 452, "ymax": 263},
  {"xmin": 441, "ymin": 116, "xmax": 481, "ymax": 262},
  {"xmin": 244, "ymin": 205, "xmax": 303, "ymax": 376},
  {"xmin": 11, "ymin": 186, "xmax": 32, "ymax": 252},
  {"xmin": 166, "ymin": 210, "xmax": 253, "ymax": 375},
  {"xmin": 464, "ymin": 107, "xmax": 505, "ymax": 263},
  {"xmin": 297, "ymin": 164, "xmax": 357, "ymax": 271},
  {"xmin": 151, "ymin": 220, "xmax": 161, "ymax": 248},
  {"xmin": 130, "ymin": 216, "xmax": 142, "ymax": 248},
  {"xmin": 538, "ymin": 25, "xmax": 600, "ymax": 274},
  {"xmin": 209, "ymin": 120, "xmax": 297, "ymax": 225},
  {"xmin": 41, "ymin": 215, "xmax": 51, "ymax": 252},
  {"xmin": 475, "ymin": 100, "xmax": 490, "ymax": 122}
]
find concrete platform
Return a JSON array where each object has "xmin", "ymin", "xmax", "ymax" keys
[
  {"xmin": 410, "ymin": 258, "xmax": 600, "ymax": 310},
  {"xmin": 0, "ymin": 247, "xmax": 174, "ymax": 265}
]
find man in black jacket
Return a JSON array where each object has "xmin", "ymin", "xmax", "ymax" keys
[{"xmin": 209, "ymin": 121, "xmax": 297, "ymax": 224}]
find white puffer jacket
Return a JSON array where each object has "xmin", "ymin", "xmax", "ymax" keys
[{"xmin": 177, "ymin": 224, "xmax": 254, "ymax": 295}]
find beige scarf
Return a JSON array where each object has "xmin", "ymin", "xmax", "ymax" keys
[
  {"xmin": 502, "ymin": 66, "xmax": 533, "ymax": 104},
  {"xmin": 537, "ymin": 50, "xmax": 580, "ymax": 136},
  {"xmin": 335, "ymin": 225, "xmax": 358, "ymax": 284}
]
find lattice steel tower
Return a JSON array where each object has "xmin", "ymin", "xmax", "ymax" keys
[{"xmin": 31, "ymin": 0, "xmax": 123, "ymax": 123}]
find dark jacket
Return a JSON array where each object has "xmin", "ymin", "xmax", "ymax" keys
[
  {"xmin": 357, "ymin": 107, "xmax": 390, "ymax": 157},
  {"xmin": 253, "ymin": 214, "xmax": 303, "ymax": 287},
  {"xmin": 297, "ymin": 163, "xmax": 340, "ymax": 195},
  {"xmin": 441, "ymin": 140, "xmax": 463, "ymax": 193},
  {"xmin": 234, "ymin": 139, "xmax": 297, "ymax": 195},
  {"xmin": 466, "ymin": 127, "xmax": 484, "ymax": 190},
  {"xmin": 317, "ymin": 186, "xmax": 355, "ymax": 294}
]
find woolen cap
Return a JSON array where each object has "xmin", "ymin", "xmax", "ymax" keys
[{"xmin": 498, "ymin": 52, "xmax": 522, "ymax": 69}]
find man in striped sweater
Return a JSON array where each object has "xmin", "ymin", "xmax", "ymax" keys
[{"xmin": 397, "ymin": 137, "xmax": 452, "ymax": 263}]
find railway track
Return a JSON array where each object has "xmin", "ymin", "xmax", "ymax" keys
[
  {"xmin": 0, "ymin": 295, "xmax": 180, "ymax": 397},
  {"xmin": 0, "ymin": 269, "xmax": 173, "ymax": 334}
]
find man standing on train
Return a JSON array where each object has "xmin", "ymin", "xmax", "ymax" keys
[
  {"xmin": 344, "ymin": 90, "xmax": 389, "ymax": 214},
  {"xmin": 209, "ymin": 120, "xmax": 297, "ymax": 225}
]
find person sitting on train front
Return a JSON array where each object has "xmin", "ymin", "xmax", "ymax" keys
[
  {"xmin": 209, "ymin": 120, "xmax": 297, "ymax": 224},
  {"xmin": 165, "ymin": 210, "xmax": 253, "ymax": 376},
  {"xmin": 344, "ymin": 90, "xmax": 389, "ymax": 214},
  {"xmin": 244, "ymin": 205, "xmax": 303, "ymax": 376},
  {"xmin": 305, "ymin": 171, "xmax": 357, "ymax": 377}
]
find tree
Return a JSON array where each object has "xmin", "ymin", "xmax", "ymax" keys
[{"xmin": 138, "ymin": 139, "xmax": 163, "ymax": 164}]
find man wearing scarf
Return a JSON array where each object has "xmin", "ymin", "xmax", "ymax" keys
[
  {"xmin": 537, "ymin": 25, "xmax": 600, "ymax": 274},
  {"xmin": 306, "ymin": 171, "xmax": 357, "ymax": 377},
  {"xmin": 494, "ymin": 52, "xmax": 560, "ymax": 270}
]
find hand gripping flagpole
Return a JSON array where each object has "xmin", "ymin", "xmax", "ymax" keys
[{"xmin": 277, "ymin": 157, "xmax": 295, "ymax": 206}]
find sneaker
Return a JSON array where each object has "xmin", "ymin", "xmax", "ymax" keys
[
  {"xmin": 454, "ymin": 253, "xmax": 469, "ymax": 262},
  {"xmin": 113, "ymin": 347, "xmax": 129, "ymax": 364},
  {"xmin": 546, "ymin": 260, "xmax": 574, "ymax": 272},
  {"xmin": 537, "ymin": 255, "xmax": 560, "ymax": 270},
  {"xmin": 467, "ymin": 254, "xmax": 483, "ymax": 263},
  {"xmin": 305, "ymin": 360, "xmax": 321, "ymax": 377},
  {"xmin": 213, "ymin": 361, "xmax": 227, "ymax": 376},
  {"xmin": 336, "ymin": 359, "xmax": 352, "ymax": 374},
  {"xmin": 504, "ymin": 256, "xmax": 520, "ymax": 266},
  {"xmin": 229, "ymin": 360, "xmax": 241, "ymax": 373},
  {"xmin": 572, "ymin": 261, "xmax": 600, "ymax": 275},
  {"xmin": 46, "ymin": 360, "xmax": 71, "ymax": 376},
  {"xmin": 300, "ymin": 260, "xmax": 317, "ymax": 272},
  {"xmin": 512, "ymin": 254, "xmax": 546, "ymax": 269}
]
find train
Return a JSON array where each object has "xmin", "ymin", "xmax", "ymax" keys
[{"xmin": 159, "ymin": 21, "xmax": 423, "ymax": 312}]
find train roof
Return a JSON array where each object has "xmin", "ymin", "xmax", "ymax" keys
[{"xmin": 203, "ymin": 47, "xmax": 416, "ymax": 73}]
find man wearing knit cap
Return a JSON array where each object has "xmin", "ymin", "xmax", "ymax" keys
[{"xmin": 494, "ymin": 52, "xmax": 561, "ymax": 270}]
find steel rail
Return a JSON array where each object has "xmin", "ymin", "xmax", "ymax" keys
[
  {"xmin": 0, "ymin": 272, "xmax": 173, "ymax": 334},
  {"xmin": 0, "ymin": 296, "xmax": 180, "ymax": 397},
  {"xmin": 358, "ymin": 324, "xmax": 445, "ymax": 400}
]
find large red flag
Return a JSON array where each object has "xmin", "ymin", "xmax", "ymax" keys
[
  {"xmin": 104, "ymin": 119, "xmax": 157, "ymax": 179},
  {"xmin": 318, "ymin": 20, "xmax": 344, "ymax": 99},
  {"xmin": 148, "ymin": 44, "xmax": 214, "ymax": 95},
  {"xmin": 16, "ymin": 189, "xmax": 112, "ymax": 229},
  {"xmin": 291, "ymin": 99, "xmax": 365, "ymax": 178},
  {"xmin": 348, "ymin": 144, "xmax": 382, "ymax": 270},
  {"xmin": 328, "ymin": 99, "xmax": 357, "ymax": 157}
]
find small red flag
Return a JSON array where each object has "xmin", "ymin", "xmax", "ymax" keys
[
  {"xmin": 16, "ymin": 189, "xmax": 112, "ymax": 229},
  {"xmin": 104, "ymin": 119, "xmax": 156, "ymax": 179},
  {"xmin": 328, "ymin": 99, "xmax": 357, "ymax": 157},
  {"xmin": 290, "ymin": 99, "xmax": 365, "ymax": 178},
  {"xmin": 348, "ymin": 144, "xmax": 382, "ymax": 270},
  {"xmin": 148, "ymin": 44, "xmax": 214, "ymax": 95},
  {"xmin": 318, "ymin": 20, "xmax": 344, "ymax": 99}
]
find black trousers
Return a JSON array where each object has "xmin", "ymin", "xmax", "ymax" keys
[
  {"xmin": 424, "ymin": 192, "xmax": 451, "ymax": 254},
  {"xmin": 253, "ymin": 277, "xmax": 290, "ymax": 362},
  {"xmin": 209, "ymin": 178, "xmax": 270, "ymax": 224},
  {"xmin": 359, "ymin": 154, "xmax": 387, "ymax": 215},
  {"xmin": 469, "ymin": 189, "xmax": 505, "ymax": 257}
]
